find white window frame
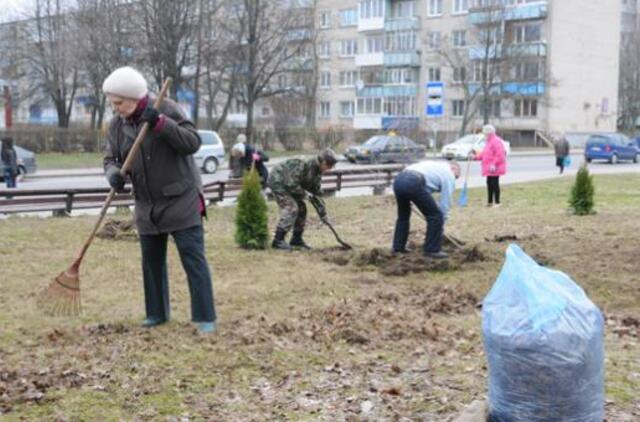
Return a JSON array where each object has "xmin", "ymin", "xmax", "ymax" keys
[
  {"xmin": 320, "ymin": 11, "xmax": 331, "ymax": 29},
  {"xmin": 339, "ymin": 101, "xmax": 355, "ymax": 117},
  {"xmin": 339, "ymin": 8, "xmax": 358, "ymax": 27},
  {"xmin": 452, "ymin": 30, "xmax": 467, "ymax": 47},
  {"xmin": 452, "ymin": 0, "xmax": 469, "ymax": 14},
  {"xmin": 320, "ymin": 101, "xmax": 331, "ymax": 118},
  {"xmin": 514, "ymin": 98, "xmax": 538, "ymax": 117},
  {"xmin": 428, "ymin": 31, "xmax": 441, "ymax": 49},
  {"xmin": 428, "ymin": 0, "xmax": 443, "ymax": 17},
  {"xmin": 319, "ymin": 41, "xmax": 331, "ymax": 58},
  {"xmin": 320, "ymin": 71, "xmax": 331, "ymax": 88},
  {"xmin": 339, "ymin": 71, "xmax": 358, "ymax": 87},
  {"xmin": 340, "ymin": 39, "xmax": 358, "ymax": 57},
  {"xmin": 428, "ymin": 67, "xmax": 441, "ymax": 81},
  {"xmin": 452, "ymin": 67, "xmax": 466, "ymax": 83},
  {"xmin": 452, "ymin": 100, "xmax": 465, "ymax": 117}
]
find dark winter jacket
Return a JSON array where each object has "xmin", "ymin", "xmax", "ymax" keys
[
  {"xmin": 1, "ymin": 145, "xmax": 17, "ymax": 176},
  {"xmin": 237, "ymin": 145, "xmax": 269, "ymax": 187},
  {"xmin": 103, "ymin": 96, "xmax": 204, "ymax": 235},
  {"xmin": 554, "ymin": 138, "xmax": 570, "ymax": 158}
]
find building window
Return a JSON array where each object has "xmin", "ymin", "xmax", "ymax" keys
[
  {"xmin": 319, "ymin": 41, "xmax": 331, "ymax": 58},
  {"xmin": 365, "ymin": 35, "xmax": 385, "ymax": 53},
  {"xmin": 278, "ymin": 74, "xmax": 287, "ymax": 88},
  {"xmin": 481, "ymin": 99, "xmax": 501, "ymax": 118},
  {"xmin": 339, "ymin": 8, "xmax": 358, "ymax": 26},
  {"xmin": 339, "ymin": 71, "xmax": 358, "ymax": 86},
  {"xmin": 452, "ymin": 100, "xmax": 465, "ymax": 117},
  {"xmin": 320, "ymin": 71, "xmax": 331, "ymax": 88},
  {"xmin": 513, "ymin": 22, "xmax": 542, "ymax": 44},
  {"xmin": 385, "ymin": 30, "xmax": 417, "ymax": 52},
  {"xmin": 384, "ymin": 68, "xmax": 417, "ymax": 84},
  {"xmin": 428, "ymin": 31, "xmax": 441, "ymax": 49},
  {"xmin": 428, "ymin": 67, "xmax": 441, "ymax": 81},
  {"xmin": 320, "ymin": 101, "xmax": 331, "ymax": 118},
  {"xmin": 360, "ymin": 0, "xmax": 384, "ymax": 19},
  {"xmin": 340, "ymin": 39, "xmax": 358, "ymax": 56},
  {"xmin": 452, "ymin": 30, "xmax": 467, "ymax": 47},
  {"xmin": 320, "ymin": 11, "xmax": 331, "ymax": 28},
  {"xmin": 428, "ymin": 0, "xmax": 443, "ymax": 16},
  {"xmin": 453, "ymin": 67, "xmax": 467, "ymax": 82},
  {"xmin": 514, "ymin": 98, "xmax": 537, "ymax": 117},
  {"xmin": 390, "ymin": 0, "xmax": 415, "ymax": 18},
  {"xmin": 452, "ymin": 0, "xmax": 469, "ymax": 14},
  {"xmin": 384, "ymin": 96, "xmax": 416, "ymax": 116},
  {"xmin": 356, "ymin": 97, "xmax": 383, "ymax": 114},
  {"xmin": 340, "ymin": 101, "xmax": 355, "ymax": 117},
  {"xmin": 514, "ymin": 62, "xmax": 541, "ymax": 80},
  {"xmin": 261, "ymin": 107, "xmax": 270, "ymax": 116}
]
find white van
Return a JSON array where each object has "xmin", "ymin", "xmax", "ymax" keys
[{"xmin": 194, "ymin": 130, "xmax": 226, "ymax": 173}]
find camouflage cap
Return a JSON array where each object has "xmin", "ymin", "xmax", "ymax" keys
[{"xmin": 318, "ymin": 148, "xmax": 338, "ymax": 167}]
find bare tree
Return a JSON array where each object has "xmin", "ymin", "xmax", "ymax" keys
[
  {"xmin": 618, "ymin": 28, "xmax": 640, "ymax": 131},
  {"xmin": 18, "ymin": 0, "xmax": 81, "ymax": 128},
  {"xmin": 224, "ymin": 0, "xmax": 311, "ymax": 143}
]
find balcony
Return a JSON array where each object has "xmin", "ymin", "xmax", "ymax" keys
[
  {"xmin": 355, "ymin": 52, "xmax": 384, "ymax": 67},
  {"xmin": 468, "ymin": 2, "xmax": 548, "ymax": 25},
  {"xmin": 469, "ymin": 45, "xmax": 502, "ymax": 60},
  {"xmin": 384, "ymin": 51, "xmax": 421, "ymax": 67},
  {"xmin": 384, "ymin": 17, "xmax": 421, "ymax": 32},
  {"xmin": 468, "ymin": 82, "xmax": 545, "ymax": 96},
  {"xmin": 352, "ymin": 115, "xmax": 419, "ymax": 130},
  {"xmin": 356, "ymin": 84, "xmax": 418, "ymax": 97},
  {"xmin": 358, "ymin": 16, "xmax": 385, "ymax": 32},
  {"xmin": 505, "ymin": 42, "xmax": 547, "ymax": 57}
]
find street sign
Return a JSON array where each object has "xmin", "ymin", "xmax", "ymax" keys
[{"xmin": 426, "ymin": 82, "xmax": 444, "ymax": 117}]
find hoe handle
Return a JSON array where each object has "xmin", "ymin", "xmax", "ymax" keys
[{"xmin": 75, "ymin": 78, "xmax": 173, "ymax": 264}]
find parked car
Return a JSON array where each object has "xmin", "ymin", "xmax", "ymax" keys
[
  {"xmin": 193, "ymin": 130, "xmax": 226, "ymax": 174},
  {"xmin": 344, "ymin": 134, "xmax": 426, "ymax": 164},
  {"xmin": 631, "ymin": 136, "xmax": 640, "ymax": 153},
  {"xmin": 0, "ymin": 145, "xmax": 37, "ymax": 181},
  {"xmin": 584, "ymin": 133, "xmax": 638, "ymax": 164},
  {"xmin": 440, "ymin": 134, "xmax": 511, "ymax": 160}
]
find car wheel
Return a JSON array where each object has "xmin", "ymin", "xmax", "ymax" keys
[
  {"xmin": 609, "ymin": 154, "xmax": 618, "ymax": 165},
  {"xmin": 203, "ymin": 157, "xmax": 219, "ymax": 174}
]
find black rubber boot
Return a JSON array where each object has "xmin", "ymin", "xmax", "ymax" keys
[
  {"xmin": 290, "ymin": 231, "xmax": 312, "ymax": 250},
  {"xmin": 272, "ymin": 228, "xmax": 292, "ymax": 250}
]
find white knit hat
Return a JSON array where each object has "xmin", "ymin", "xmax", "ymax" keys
[
  {"xmin": 482, "ymin": 124, "xmax": 496, "ymax": 135},
  {"xmin": 102, "ymin": 66, "xmax": 148, "ymax": 100},
  {"xmin": 232, "ymin": 143, "xmax": 246, "ymax": 156}
]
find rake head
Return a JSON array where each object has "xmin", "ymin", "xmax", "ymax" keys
[{"xmin": 38, "ymin": 261, "xmax": 81, "ymax": 316}]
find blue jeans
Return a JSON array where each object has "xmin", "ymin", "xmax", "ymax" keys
[
  {"xmin": 4, "ymin": 168, "xmax": 16, "ymax": 188},
  {"xmin": 392, "ymin": 170, "xmax": 444, "ymax": 253},
  {"xmin": 139, "ymin": 225, "xmax": 216, "ymax": 323}
]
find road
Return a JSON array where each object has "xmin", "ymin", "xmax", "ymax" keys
[{"xmin": 15, "ymin": 153, "xmax": 640, "ymax": 192}]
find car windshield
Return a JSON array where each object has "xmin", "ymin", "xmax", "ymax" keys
[
  {"xmin": 455, "ymin": 135, "xmax": 480, "ymax": 145},
  {"xmin": 199, "ymin": 132, "xmax": 220, "ymax": 146},
  {"xmin": 363, "ymin": 137, "xmax": 384, "ymax": 147},
  {"xmin": 586, "ymin": 136, "xmax": 609, "ymax": 145}
]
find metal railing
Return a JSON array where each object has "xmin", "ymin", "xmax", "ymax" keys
[{"xmin": 0, "ymin": 165, "xmax": 404, "ymax": 216}]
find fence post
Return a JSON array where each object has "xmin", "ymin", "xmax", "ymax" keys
[
  {"xmin": 336, "ymin": 173, "xmax": 342, "ymax": 191},
  {"xmin": 64, "ymin": 192, "xmax": 74, "ymax": 215},
  {"xmin": 218, "ymin": 182, "xmax": 226, "ymax": 203}
]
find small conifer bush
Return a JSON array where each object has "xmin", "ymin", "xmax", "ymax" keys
[
  {"xmin": 569, "ymin": 164, "xmax": 595, "ymax": 215},
  {"xmin": 235, "ymin": 167, "xmax": 269, "ymax": 249}
]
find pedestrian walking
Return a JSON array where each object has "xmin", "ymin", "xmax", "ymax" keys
[
  {"xmin": 102, "ymin": 66, "xmax": 217, "ymax": 334},
  {"xmin": 231, "ymin": 133, "xmax": 269, "ymax": 187},
  {"xmin": 554, "ymin": 136, "xmax": 571, "ymax": 174},
  {"xmin": 476, "ymin": 124, "xmax": 507, "ymax": 207},
  {"xmin": 267, "ymin": 149, "xmax": 337, "ymax": 250},
  {"xmin": 391, "ymin": 160, "xmax": 460, "ymax": 259},
  {"xmin": 1, "ymin": 137, "xmax": 18, "ymax": 189}
]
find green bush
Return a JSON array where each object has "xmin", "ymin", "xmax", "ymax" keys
[
  {"xmin": 569, "ymin": 164, "xmax": 595, "ymax": 215},
  {"xmin": 235, "ymin": 167, "xmax": 269, "ymax": 249}
]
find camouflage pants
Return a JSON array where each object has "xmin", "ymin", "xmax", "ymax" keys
[{"xmin": 272, "ymin": 191, "xmax": 307, "ymax": 233}]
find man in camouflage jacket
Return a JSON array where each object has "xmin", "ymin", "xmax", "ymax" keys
[{"xmin": 267, "ymin": 149, "xmax": 337, "ymax": 250}]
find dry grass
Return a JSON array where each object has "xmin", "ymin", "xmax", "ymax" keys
[{"xmin": 0, "ymin": 174, "xmax": 639, "ymax": 420}]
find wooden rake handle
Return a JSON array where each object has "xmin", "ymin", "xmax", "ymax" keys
[{"xmin": 74, "ymin": 77, "xmax": 173, "ymax": 265}]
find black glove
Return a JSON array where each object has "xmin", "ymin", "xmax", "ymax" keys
[
  {"xmin": 108, "ymin": 170, "xmax": 125, "ymax": 192},
  {"xmin": 310, "ymin": 195, "xmax": 326, "ymax": 219},
  {"xmin": 141, "ymin": 106, "xmax": 160, "ymax": 128}
]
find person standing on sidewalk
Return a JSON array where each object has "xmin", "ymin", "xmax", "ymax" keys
[
  {"xmin": 554, "ymin": 136, "xmax": 570, "ymax": 174},
  {"xmin": 476, "ymin": 124, "xmax": 507, "ymax": 207},
  {"xmin": 102, "ymin": 66, "xmax": 217, "ymax": 334},
  {"xmin": 1, "ymin": 137, "xmax": 18, "ymax": 189},
  {"xmin": 231, "ymin": 133, "xmax": 269, "ymax": 188},
  {"xmin": 391, "ymin": 160, "xmax": 460, "ymax": 259}
]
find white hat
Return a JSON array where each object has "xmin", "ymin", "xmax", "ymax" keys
[
  {"xmin": 236, "ymin": 133, "xmax": 247, "ymax": 144},
  {"xmin": 482, "ymin": 124, "xmax": 496, "ymax": 135},
  {"xmin": 102, "ymin": 66, "xmax": 148, "ymax": 100},
  {"xmin": 232, "ymin": 143, "xmax": 246, "ymax": 156}
]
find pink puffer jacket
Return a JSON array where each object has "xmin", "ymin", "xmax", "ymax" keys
[{"xmin": 476, "ymin": 133, "xmax": 507, "ymax": 177}]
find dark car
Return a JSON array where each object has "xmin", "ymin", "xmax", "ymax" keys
[
  {"xmin": 0, "ymin": 145, "xmax": 37, "ymax": 180},
  {"xmin": 344, "ymin": 134, "xmax": 426, "ymax": 164},
  {"xmin": 584, "ymin": 134, "xmax": 637, "ymax": 164}
]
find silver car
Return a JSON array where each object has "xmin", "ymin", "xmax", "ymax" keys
[
  {"xmin": 0, "ymin": 145, "xmax": 37, "ymax": 180},
  {"xmin": 194, "ymin": 130, "xmax": 226, "ymax": 174}
]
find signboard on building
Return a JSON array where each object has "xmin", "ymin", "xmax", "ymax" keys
[{"xmin": 426, "ymin": 82, "xmax": 444, "ymax": 117}]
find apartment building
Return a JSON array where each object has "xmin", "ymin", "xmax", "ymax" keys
[{"xmin": 314, "ymin": 0, "xmax": 621, "ymax": 142}]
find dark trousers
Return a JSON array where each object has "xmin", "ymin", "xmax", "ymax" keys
[
  {"xmin": 139, "ymin": 224, "xmax": 216, "ymax": 323},
  {"xmin": 392, "ymin": 171, "xmax": 444, "ymax": 253},
  {"xmin": 4, "ymin": 168, "xmax": 16, "ymax": 188},
  {"xmin": 556, "ymin": 156, "xmax": 565, "ymax": 173},
  {"xmin": 487, "ymin": 176, "xmax": 500, "ymax": 204}
]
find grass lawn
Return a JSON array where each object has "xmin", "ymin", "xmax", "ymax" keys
[
  {"xmin": 36, "ymin": 152, "xmax": 104, "ymax": 170},
  {"xmin": 0, "ymin": 174, "xmax": 638, "ymax": 420}
]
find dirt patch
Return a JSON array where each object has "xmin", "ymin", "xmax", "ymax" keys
[
  {"xmin": 488, "ymin": 233, "xmax": 537, "ymax": 243},
  {"xmin": 96, "ymin": 219, "xmax": 138, "ymax": 241}
]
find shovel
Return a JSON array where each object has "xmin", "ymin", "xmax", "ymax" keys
[
  {"xmin": 411, "ymin": 204, "xmax": 464, "ymax": 250},
  {"xmin": 457, "ymin": 156, "xmax": 473, "ymax": 208},
  {"xmin": 309, "ymin": 196, "xmax": 352, "ymax": 250},
  {"xmin": 38, "ymin": 77, "xmax": 173, "ymax": 316}
]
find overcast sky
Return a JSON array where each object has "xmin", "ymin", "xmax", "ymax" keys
[{"xmin": 0, "ymin": 0, "xmax": 27, "ymax": 22}]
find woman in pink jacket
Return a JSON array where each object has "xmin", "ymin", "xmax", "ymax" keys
[{"xmin": 476, "ymin": 124, "xmax": 507, "ymax": 207}]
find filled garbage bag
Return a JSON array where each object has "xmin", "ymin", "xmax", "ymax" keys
[{"xmin": 482, "ymin": 244, "xmax": 604, "ymax": 422}]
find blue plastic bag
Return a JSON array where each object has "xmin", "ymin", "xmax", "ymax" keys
[
  {"xmin": 564, "ymin": 155, "xmax": 572, "ymax": 167},
  {"xmin": 482, "ymin": 244, "xmax": 604, "ymax": 422}
]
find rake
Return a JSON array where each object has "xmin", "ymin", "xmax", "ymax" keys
[
  {"xmin": 38, "ymin": 78, "xmax": 173, "ymax": 316},
  {"xmin": 457, "ymin": 156, "xmax": 473, "ymax": 208},
  {"xmin": 309, "ymin": 195, "xmax": 352, "ymax": 250}
]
